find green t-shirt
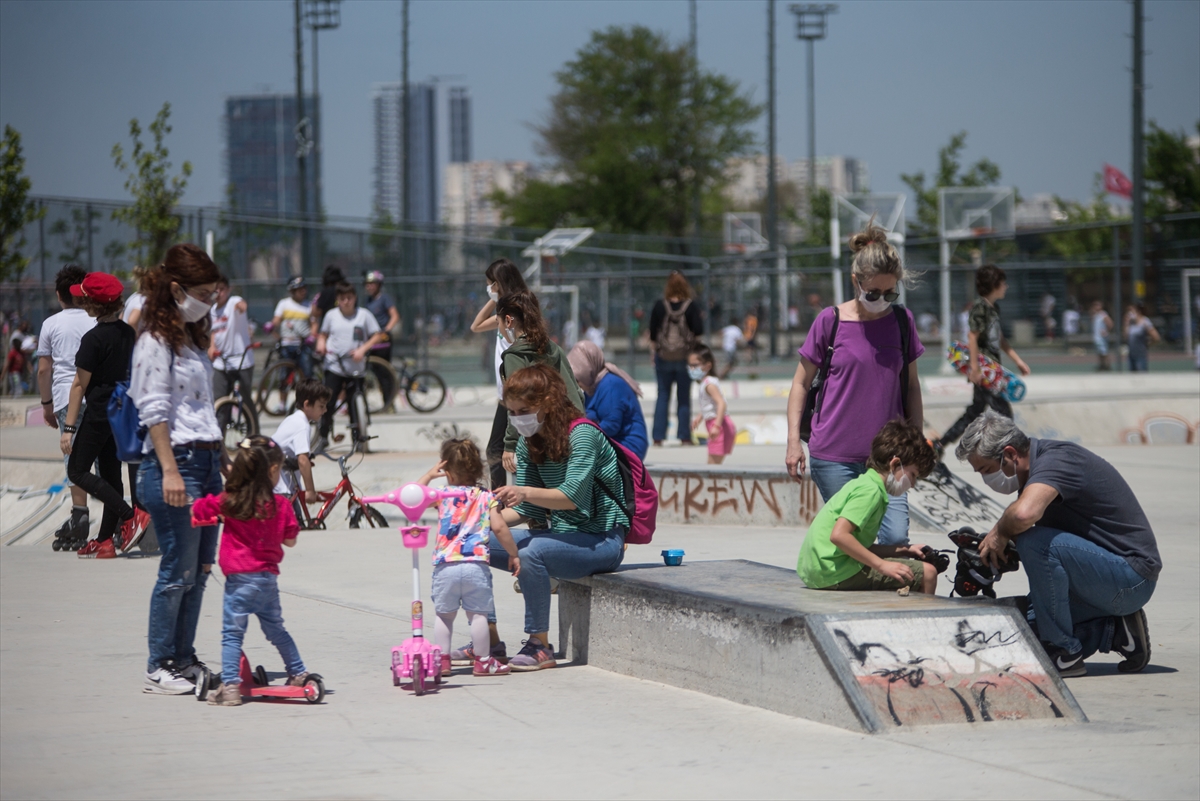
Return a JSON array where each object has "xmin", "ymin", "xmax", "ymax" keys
[
  {"xmin": 797, "ymin": 471, "xmax": 889, "ymax": 588},
  {"xmin": 967, "ymin": 297, "xmax": 1003, "ymax": 362},
  {"xmin": 514, "ymin": 423, "xmax": 629, "ymax": 534}
]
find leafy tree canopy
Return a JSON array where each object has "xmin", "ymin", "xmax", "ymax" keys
[
  {"xmin": 900, "ymin": 131, "xmax": 1005, "ymax": 237},
  {"xmin": 0, "ymin": 125, "xmax": 45, "ymax": 283},
  {"xmin": 496, "ymin": 25, "xmax": 760, "ymax": 241},
  {"xmin": 111, "ymin": 102, "xmax": 192, "ymax": 268},
  {"xmin": 1146, "ymin": 120, "xmax": 1200, "ymax": 217}
]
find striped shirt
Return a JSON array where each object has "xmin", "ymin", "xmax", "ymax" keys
[{"xmin": 515, "ymin": 424, "xmax": 629, "ymax": 534}]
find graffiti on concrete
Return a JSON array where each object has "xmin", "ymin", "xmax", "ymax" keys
[
  {"xmin": 1120, "ymin": 412, "xmax": 1196, "ymax": 445},
  {"xmin": 908, "ymin": 462, "xmax": 1008, "ymax": 533},
  {"xmin": 415, "ymin": 421, "xmax": 477, "ymax": 447},
  {"xmin": 828, "ymin": 614, "xmax": 1067, "ymax": 726},
  {"xmin": 656, "ymin": 473, "xmax": 822, "ymax": 524}
]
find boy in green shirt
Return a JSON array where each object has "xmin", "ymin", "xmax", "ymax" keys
[{"xmin": 798, "ymin": 421, "xmax": 939, "ymax": 593}]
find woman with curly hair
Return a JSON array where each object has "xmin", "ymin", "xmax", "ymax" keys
[
  {"xmin": 130, "ymin": 243, "xmax": 224, "ymax": 695},
  {"xmin": 489, "ymin": 364, "xmax": 629, "ymax": 671}
]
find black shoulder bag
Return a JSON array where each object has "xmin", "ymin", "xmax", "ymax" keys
[
  {"xmin": 799, "ymin": 308, "xmax": 839, "ymax": 442},
  {"xmin": 894, "ymin": 304, "xmax": 912, "ymax": 420}
]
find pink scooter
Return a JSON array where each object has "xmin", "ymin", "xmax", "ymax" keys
[{"xmin": 361, "ymin": 483, "xmax": 465, "ymax": 696}]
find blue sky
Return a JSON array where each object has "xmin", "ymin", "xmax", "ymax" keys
[{"xmin": 1, "ymin": 0, "xmax": 1197, "ymax": 219}]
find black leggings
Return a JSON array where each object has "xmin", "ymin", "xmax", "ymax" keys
[
  {"xmin": 941, "ymin": 383, "xmax": 1014, "ymax": 446},
  {"xmin": 319, "ymin": 372, "xmax": 364, "ymax": 437},
  {"xmin": 67, "ymin": 410, "xmax": 132, "ymax": 542},
  {"xmin": 486, "ymin": 403, "xmax": 509, "ymax": 490}
]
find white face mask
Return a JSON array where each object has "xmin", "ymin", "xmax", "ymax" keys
[
  {"xmin": 176, "ymin": 291, "xmax": 212, "ymax": 323},
  {"xmin": 687, "ymin": 366, "xmax": 707, "ymax": 381},
  {"xmin": 487, "ymin": 284, "xmax": 499, "ymax": 303},
  {"xmin": 885, "ymin": 465, "xmax": 913, "ymax": 497},
  {"xmin": 510, "ymin": 412, "xmax": 542, "ymax": 437},
  {"xmin": 982, "ymin": 456, "xmax": 1020, "ymax": 494},
  {"xmin": 857, "ymin": 286, "xmax": 892, "ymax": 314}
]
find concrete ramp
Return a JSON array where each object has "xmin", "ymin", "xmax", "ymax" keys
[{"xmin": 559, "ymin": 560, "xmax": 1085, "ymax": 732}]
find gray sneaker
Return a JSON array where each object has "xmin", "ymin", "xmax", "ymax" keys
[
  {"xmin": 143, "ymin": 665, "xmax": 195, "ymax": 695},
  {"xmin": 207, "ymin": 683, "xmax": 243, "ymax": 706},
  {"xmin": 508, "ymin": 637, "xmax": 557, "ymax": 672}
]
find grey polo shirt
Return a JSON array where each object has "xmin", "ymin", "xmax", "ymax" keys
[{"xmin": 1024, "ymin": 438, "xmax": 1161, "ymax": 581}]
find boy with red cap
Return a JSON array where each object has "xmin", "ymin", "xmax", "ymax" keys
[{"xmin": 59, "ymin": 273, "xmax": 142, "ymax": 558}]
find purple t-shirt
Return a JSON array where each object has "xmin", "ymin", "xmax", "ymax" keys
[{"xmin": 798, "ymin": 306, "xmax": 924, "ymax": 463}]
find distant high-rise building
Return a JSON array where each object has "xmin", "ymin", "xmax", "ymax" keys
[
  {"xmin": 372, "ymin": 82, "xmax": 438, "ymax": 224},
  {"xmin": 442, "ymin": 160, "xmax": 534, "ymax": 228},
  {"xmin": 449, "ymin": 87, "xmax": 471, "ymax": 164},
  {"xmin": 723, "ymin": 155, "xmax": 869, "ymax": 208},
  {"xmin": 224, "ymin": 94, "xmax": 319, "ymax": 217}
]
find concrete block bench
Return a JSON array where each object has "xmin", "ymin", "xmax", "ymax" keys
[
  {"xmin": 646, "ymin": 466, "xmax": 823, "ymax": 528},
  {"xmin": 558, "ymin": 559, "xmax": 1085, "ymax": 733}
]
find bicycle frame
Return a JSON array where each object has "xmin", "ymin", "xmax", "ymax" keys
[{"xmin": 291, "ymin": 451, "xmax": 371, "ymax": 530}]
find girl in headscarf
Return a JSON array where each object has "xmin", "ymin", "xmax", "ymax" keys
[{"xmin": 568, "ymin": 341, "xmax": 648, "ymax": 459}]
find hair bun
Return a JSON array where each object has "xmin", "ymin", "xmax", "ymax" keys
[{"xmin": 849, "ymin": 221, "xmax": 888, "ymax": 254}]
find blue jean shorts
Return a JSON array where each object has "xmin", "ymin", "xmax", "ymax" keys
[{"xmin": 431, "ymin": 561, "xmax": 494, "ymax": 615}]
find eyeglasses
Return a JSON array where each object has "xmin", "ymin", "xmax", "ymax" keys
[
  {"xmin": 862, "ymin": 288, "xmax": 900, "ymax": 303},
  {"xmin": 186, "ymin": 287, "xmax": 220, "ymax": 303}
]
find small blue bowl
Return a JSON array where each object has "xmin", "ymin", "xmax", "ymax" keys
[{"xmin": 661, "ymin": 549, "xmax": 685, "ymax": 566}]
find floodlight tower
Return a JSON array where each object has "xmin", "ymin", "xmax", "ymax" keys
[
  {"xmin": 789, "ymin": 4, "xmax": 837, "ymax": 224},
  {"xmin": 293, "ymin": 0, "xmax": 310, "ymax": 274},
  {"xmin": 305, "ymin": 0, "xmax": 341, "ymax": 229}
]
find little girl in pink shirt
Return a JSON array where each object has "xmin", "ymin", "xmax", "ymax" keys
[{"xmin": 192, "ymin": 436, "xmax": 311, "ymax": 706}]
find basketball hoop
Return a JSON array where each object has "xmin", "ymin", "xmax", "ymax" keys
[{"xmin": 723, "ymin": 242, "xmax": 748, "ymax": 255}]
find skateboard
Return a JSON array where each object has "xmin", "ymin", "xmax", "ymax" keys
[{"xmin": 947, "ymin": 341, "xmax": 1026, "ymax": 402}]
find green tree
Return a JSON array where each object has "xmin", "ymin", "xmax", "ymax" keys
[
  {"xmin": 495, "ymin": 25, "xmax": 760, "ymax": 242},
  {"xmin": 0, "ymin": 125, "xmax": 45, "ymax": 283},
  {"xmin": 48, "ymin": 207, "xmax": 100, "ymax": 264},
  {"xmin": 369, "ymin": 207, "xmax": 402, "ymax": 274},
  {"xmin": 900, "ymin": 131, "xmax": 1003, "ymax": 237},
  {"xmin": 1145, "ymin": 120, "xmax": 1200, "ymax": 217},
  {"xmin": 111, "ymin": 102, "xmax": 192, "ymax": 267}
]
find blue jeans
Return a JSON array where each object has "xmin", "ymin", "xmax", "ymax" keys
[
  {"xmin": 652, "ymin": 358, "xmax": 691, "ymax": 443},
  {"xmin": 140, "ymin": 446, "xmax": 222, "ymax": 672},
  {"xmin": 809, "ymin": 457, "xmax": 910, "ymax": 546},
  {"xmin": 1016, "ymin": 525, "xmax": 1156, "ymax": 657},
  {"xmin": 490, "ymin": 527, "xmax": 625, "ymax": 635},
  {"xmin": 280, "ymin": 344, "xmax": 314, "ymax": 378},
  {"xmin": 221, "ymin": 572, "xmax": 305, "ymax": 685}
]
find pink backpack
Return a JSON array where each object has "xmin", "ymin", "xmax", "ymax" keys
[{"xmin": 569, "ymin": 418, "xmax": 658, "ymax": 544}]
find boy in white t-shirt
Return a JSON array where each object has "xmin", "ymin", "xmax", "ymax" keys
[
  {"xmin": 718, "ymin": 315, "xmax": 743, "ymax": 379},
  {"xmin": 272, "ymin": 276, "xmax": 314, "ymax": 377},
  {"xmin": 209, "ymin": 275, "xmax": 255, "ymax": 405},
  {"xmin": 314, "ymin": 282, "xmax": 386, "ymax": 452},
  {"xmin": 272, "ymin": 378, "xmax": 331, "ymax": 508}
]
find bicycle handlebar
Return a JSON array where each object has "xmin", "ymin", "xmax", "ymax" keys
[{"xmin": 361, "ymin": 483, "xmax": 467, "ymax": 523}]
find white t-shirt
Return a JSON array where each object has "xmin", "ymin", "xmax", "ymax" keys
[
  {"xmin": 494, "ymin": 330, "xmax": 512, "ymax": 399},
  {"xmin": 272, "ymin": 409, "xmax": 312, "ymax": 495},
  {"xmin": 210, "ymin": 295, "xmax": 255, "ymax": 371},
  {"xmin": 1091, "ymin": 312, "xmax": 1110, "ymax": 342},
  {"xmin": 129, "ymin": 334, "xmax": 221, "ymax": 451},
  {"xmin": 35, "ymin": 308, "xmax": 95, "ymax": 411},
  {"xmin": 720, "ymin": 324, "xmax": 743, "ymax": 353},
  {"xmin": 122, "ymin": 293, "xmax": 145, "ymax": 328},
  {"xmin": 320, "ymin": 307, "xmax": 379, "ymax": 376},
  {"xmin": 1063, "ymin": 309, "xmax": 1081, "ymax": 336},
  {"xmin": 273, "ymin": 297, "xmax": 312, "ymax": 345},
  {"xmin": 585, "ymin": 326, "xmax": 606, "ymax": 350},
  {"xmin": 697, "ymin": 375, "xmax": 722, "ymax": 421}
]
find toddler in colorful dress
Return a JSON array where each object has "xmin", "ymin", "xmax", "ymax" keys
[
  {"xmin": 418, "ymin": 438, "xmax": 520, "ymax": 677},
  {"xmin": 689, "ymin": 344, "xmax": 736, "ymax": 464}
]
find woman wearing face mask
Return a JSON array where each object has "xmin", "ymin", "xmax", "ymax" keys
[
  {"xmin": 489, "ymin": 364, "xmax": 629, "ymax": 671},
  {"xmin": 567, "ymin": 340, "xmax": 648, "ymax": 459},
  {"xmin": 470, "ymin": 259, "xmax": 531, "ymax": 489},
  {"xmin": 785, "ymin": 222, "xmax": 925, "ymax": 546},
  {"xmin": 130, "ymin": 243, "xmax": 225, "ymax": 696},
  {"xmin": 493, "ymin": 291, "xmax": 586, "ymax": 475}
]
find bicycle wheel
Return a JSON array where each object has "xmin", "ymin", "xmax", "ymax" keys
[
  {"xmin": 352, "ymin": 390, "xmax": 370, "ymax": 452},
  {"xmin": 257, "ymin": 361, "xmax": 301, "ymax": 417},
  {"xmin": 364, "ymin": 356, "xmax": 397, "ymax": 414},
  {"xmin": 404, "ymin": 369, "xmax": 447, "ymax": 413},
  {"xmin": 215, "ymin": 397, "xmax": 258, "ymax": 453}
]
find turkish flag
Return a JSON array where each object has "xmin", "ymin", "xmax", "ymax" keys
[{"xmin": 1104, "ymin": 164, "xmax": 1133, "ymax": 199}]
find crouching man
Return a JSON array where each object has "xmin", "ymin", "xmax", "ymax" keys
[{"xmin": 955, "ymin": 411, "xmax": 1159, "ymax": 677}]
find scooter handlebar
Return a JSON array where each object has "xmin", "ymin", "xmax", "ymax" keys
[{"xmin": 361, "ymin": 482, "xmax": 468, "ymax": 523}]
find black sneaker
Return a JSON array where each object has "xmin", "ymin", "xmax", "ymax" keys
[
  {"xmin": 1112, "ymin": 609, "xmax": 1151, "ymax": 673},
  {"xmin": 1044, "ymin": 644, "xmax": 1087, "ymax": 678}
]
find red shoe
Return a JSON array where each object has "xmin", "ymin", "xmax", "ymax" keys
[
  {"xmin": 95, "ymin": 539, "xmax": 117, "ymax": 559},
  {"xmin": 440, "ymin": 654, "xmax": 453, "ymax": 678},
  {"xmin": 473, "ymin": 655, "xmax": 511, "ymax": 676},
  {"xmin": 118, "ymin": 509, "xmax": 151, "ymax": 552},
  {"xmin": 76, "ymin": 539, "xmax": 101, "ymax": 558}
]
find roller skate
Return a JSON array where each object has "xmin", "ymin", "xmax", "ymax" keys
[{"xmin": 50, "ymin": 508, "xmax": 89, "ymax": 552}]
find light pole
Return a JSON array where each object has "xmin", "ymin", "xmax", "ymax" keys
[
  {"xmin": 789, "ymin": 4, "xmax": 836, "ymax": 231},
  {"xmin": 305, "ymin": 0, "xmax": 341, "ymax": 235},
  {"xmin": 293, "ymin": 0, "xmax": 309, "ymax": 275},
  {"xmin": 1131, "ymin": 0, "xmax": 1145, "ymax": 303}
]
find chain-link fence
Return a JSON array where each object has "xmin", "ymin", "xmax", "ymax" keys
[{"xmin": 3, "ymin": 196, "xmax": 1198, "ymax": 389}]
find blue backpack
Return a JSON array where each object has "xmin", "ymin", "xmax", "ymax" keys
[{"xmin": 107, "ymin": 350, "xmax": 171, "ymax": 463}]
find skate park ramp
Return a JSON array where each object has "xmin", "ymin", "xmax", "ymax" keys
[{"xmin": 559, "ymin": 560, "xmax": 1086, "ymax": 733}]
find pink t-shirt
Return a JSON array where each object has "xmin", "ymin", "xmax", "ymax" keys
[
  {"xmin": 798, "ymin": 306, "xmax": 924, "ymax": 464},
  {"xmin": 193, "ymin": 494, "xmax": 300, "ymax": 576}
]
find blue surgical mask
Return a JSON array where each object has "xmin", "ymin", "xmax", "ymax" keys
[{"xmin": 688, "ymin": 366, "xmax": 707, "ymax": 381}]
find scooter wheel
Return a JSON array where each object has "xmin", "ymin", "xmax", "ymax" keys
[
  {"xmin": 255, "ymin": 665, "xmax": 269, "ymax": 687},
  {"xmin": 392, "ymin": 669, "xmax": 401, "ymax": 687},
  {"xmin": 194, "ymin": 667, "xmax": 211, "ymax": 702},
  {"xmin": 412, "ymin": 655, "xmax": 425, "ymax": 696},
  {"xmin": 303, "ymin": 674, "xmax": 325, "ymax": 704}
]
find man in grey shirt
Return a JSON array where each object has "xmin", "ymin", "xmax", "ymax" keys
[{"xmin": 956, "ymin": 411, "xmax": 1159, "ymax": 677}]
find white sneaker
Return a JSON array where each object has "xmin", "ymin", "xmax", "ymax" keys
[{"xmin": 143, "ymin": 665, "xmax": 195, "ymax": 695}]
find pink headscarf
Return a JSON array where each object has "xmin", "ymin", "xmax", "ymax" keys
[{"xmin": 567, "ymin": 341, "xmax": 642, "ymax": 398}]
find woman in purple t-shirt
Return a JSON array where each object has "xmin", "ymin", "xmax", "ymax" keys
[{"xmin": 785, "ymin": 224, "xmax": 925, "ymax": 545}]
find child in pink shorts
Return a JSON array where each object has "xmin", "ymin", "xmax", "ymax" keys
[{"xmin": 689, "ymin": 344, "xmax": 736, "ymax": 464}]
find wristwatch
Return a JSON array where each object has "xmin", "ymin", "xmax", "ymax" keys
[{"xmin": 63, "ymin": 423, "xmax": 78, "ymax": 434}]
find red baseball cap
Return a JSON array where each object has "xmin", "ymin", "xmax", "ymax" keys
[{"xmin": 70, "ymin": 272, "xmax": 125, "ymax": 304}]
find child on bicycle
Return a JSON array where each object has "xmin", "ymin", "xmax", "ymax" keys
[
  {"xmin": 417, "ymin": 438, "xmax": 521, "ymax": 678},
  {"xmin": 192, "ymin": 436, "xmax": 314, "ymax": 706},
  {"xmin": 797, "ymin": 420, "xmax": 939, "ymax": 594},
  {"xmin": 314, "ymin": 282, "xmax": 386, "ymax": 453},
  {"xmin": 688, "ymin": 344, "xmax": 735, "ymax": 465},
  {"xmin": 272, "ymin": 378, "xmax": 331, "ymax": 507}
]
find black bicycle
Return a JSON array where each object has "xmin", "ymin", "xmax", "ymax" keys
[{"xmin": 213, "ymin": 345, "xmax": 262, "ymax": 453}]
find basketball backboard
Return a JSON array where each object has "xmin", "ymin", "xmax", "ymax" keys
[
  {"xmin": 723, "ymin": 212, "xmax": 769, "ymax": 255},
  {"xmin": 832, "ymin": 194, "xmax": 905, "ymax": 258},
  {"xmin": 521, "ymin": 228, "xmax": 594, "ymax": 259},
  {"xmin": 938, "ymin": 188, "xmax": 1015, "ymax": 240}
]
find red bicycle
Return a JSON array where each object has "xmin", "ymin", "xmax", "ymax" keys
[{"xmin": 288, "ymin": 449, "xmax": 388, "ymax": 530}]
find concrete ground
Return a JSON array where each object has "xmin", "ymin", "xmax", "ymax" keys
[{"xmin": 1, "ymin": 407, "xmax": 1198, "ymax": 798}]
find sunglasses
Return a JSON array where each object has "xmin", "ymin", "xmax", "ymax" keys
[{"xmin": 862, "ymin": 288, "xmax": 900, "ymax": 303}]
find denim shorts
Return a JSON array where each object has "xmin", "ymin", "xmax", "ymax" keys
[{"xmin": 431, "ymin": 561, "xmax": 495, "ymax": 615}]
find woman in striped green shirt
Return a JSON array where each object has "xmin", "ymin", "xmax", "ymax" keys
[{"xmin": 492, "ymin": 364, "xmax": 629, "ymax": 671}]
